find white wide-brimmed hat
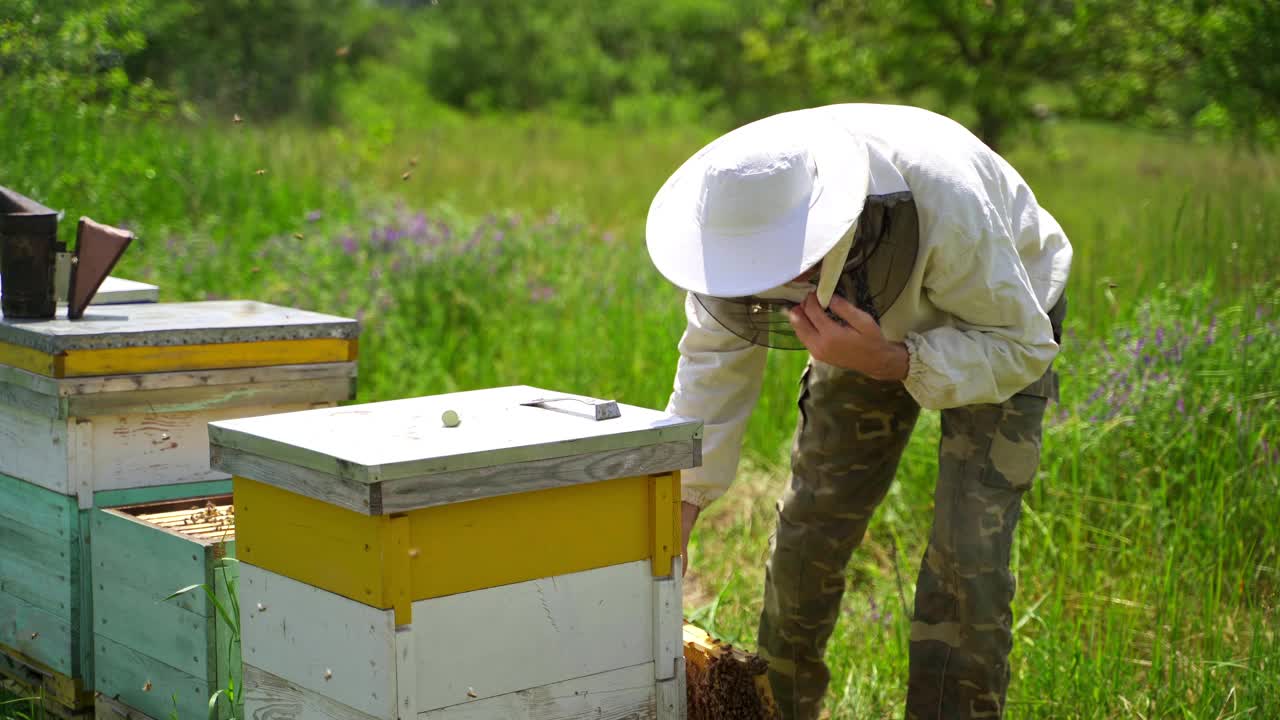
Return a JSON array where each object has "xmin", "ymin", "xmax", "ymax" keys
[{"xmin": 646, "ymin": 108, "xmax": 870, "ymax": 298}]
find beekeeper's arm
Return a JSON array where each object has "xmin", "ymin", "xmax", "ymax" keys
[
  {"xmin": 666, "ymin": 292, "xmax": 769, "ymax": 508},
  {"xmin": 902, "ymin": 219, "xmax": 1059, "ymax": 409}
]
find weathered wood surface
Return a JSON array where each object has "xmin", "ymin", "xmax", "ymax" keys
[
  {"xmin": 653, "ymin": 567, "xmax": 683, "ymax": 682},
  {"xmin": 656, "ymin": 661, "xmax": 687, "ymax": 720},
  {"xmin": 418, "ymin": 663, "xmax": 658, "ymax": 720},
  {"xmin": 243, "ymin": 664, "xmax": 382, "ymax": 720},
  {"xmin": 0, "ymin": 301, "xmax": 359, "ymax": 354},
  {"xmin": 94, "ymin": 478, "xmax": 232, "ymax": 510},
  {"xmin": 94, "ymin": 634, "xmax": 211, "ymax": 720},
  {"xmin": 220, "ymin": 449, "xmax": 377, "ymax": 515},
  {"xmin": 66, "ymin": 376, "xmax": 354, "ymax": 418},
  {"xmin": 0, "ymin": 511, "xmax": 76, "ymax": 616},
  {"xmin": 208, "ymin": 385, "xmax": 702, "ymax": 489},
  {"xmin": 378, "ymin": 439, "xmax": 699, "ymax": 514},
  {"xmin": 0, "ymin": 641, "xmax": 93, "ymax": 713},
  {"xmin": 87, "ymin": 402, "xmax": 316, "ymax": 495},
  {"xmin": 93, "ymin": 691, "xmax": 161, "ymax": 720},
  {"xmin": 0, "ymin": 592, "xmax": 76, "ymax": 676},
  {"xmin": 0, "ymin": 361, "xmax": 356, "ymax": 400},
  {"xmin": 411, "ymin": 560, "xmax": 654, "ymax": 712},
  {"xmin": 240, "ymin": 563, "xmax": 398, "ymax": 719},
  {"xmin": 0, "ymin": 403, "xmax": 68, "ymax": 490}
]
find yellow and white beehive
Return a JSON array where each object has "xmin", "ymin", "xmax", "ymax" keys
[{"xmin": 208, "ymin": 386, "xmax": 703, "ymax": 720}]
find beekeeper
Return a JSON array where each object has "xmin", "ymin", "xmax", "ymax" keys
[{"xmin": 647, "ymin": 103, "xmax": 1072, "ymax": 720}]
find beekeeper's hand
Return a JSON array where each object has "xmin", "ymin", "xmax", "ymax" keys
[
  {"xmin": 680, "ymin": 501, "xmax": 701, "ymax": 576},
  {"xmin": 788, "ymin": 293, "xmax": 909, "ymax": 381}
]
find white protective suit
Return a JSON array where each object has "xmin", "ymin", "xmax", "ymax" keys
[{"xmin": 666, "ymin": 103, "xmax": 1074, "ymax": 507}]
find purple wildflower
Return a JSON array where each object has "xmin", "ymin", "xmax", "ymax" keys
[
  {"xmin": 1177, "ymin": 397, "xmax": 1186, "ymax": 416},
  {"xmin": 529, "ymin": 285, "xmax": 556, "ymax": 302},
  {"xmin": 1155, "ymin": 327, "xmax": 1165, "ymax": 346},
  {"xmin": 340, "ymin": 235, "xmax": 358, "ymax": 255},
  {"xmin": 305, "ymin": 210, "xmax": 323, "ymax": 223},
  {"xmin": 602, "ymin": 231, "xmax": 616, "ymax": 244}
]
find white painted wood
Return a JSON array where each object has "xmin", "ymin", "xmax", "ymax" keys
[
  {"xmin": 0, "ymin": 403, "xmax": 69, "ymax": 491},
  {"xmin": 418, "ymin": 663, "xmax": 657, "ymax": 720},
  {"xmin": 0, "ymin": 361, "xmax": 357, "ymax": 399},
  {"xmin": 244, "ymin": 663, "xmax": 382, "ymax": 720},
  {"xmin": 377, "ymin": 439, "xmax": 699, "ymax": 513},
  {"xmin": 70, "ymin": 418, "xmax": 94, "ymax": 509},
  {"xmin": 88, "ymin": 276, "xmax": 160, "ymax": 305},
  {"xmin": 656, "ymin": 659, "xmax": 686, "ymax": 720},
  {"xmin": 239, "ymin": 563, "xmax": 397, "ymax": 719},
  {"xmin": 208, "ymin": 384, "xmax": 702, "ymax": 486},
  {"xmin": 90, "ymin": 402, "xmax": 316, "ymax": 493},
  {"xmin": 0, "ymin": 300, "xmax": 358, "ymax": 355},
  {"xmin": 412, "ymin": 560, "xmax": 655, "ymax": 712},
  {"xmin": 65, "ymin": 376, "xmax": 353, "ymax": 418},
  {"xmin": 395, "ymin": 626, "xmax": 416, "ymax": 719},
  {"xmin": 652, "ymin": 561, "xmax": 683, "ymax": 681}
]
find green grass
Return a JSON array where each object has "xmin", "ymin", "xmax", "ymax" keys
[{"xmin": 1, "ymin": 101, "xmax": 1277, "ymax": 718}]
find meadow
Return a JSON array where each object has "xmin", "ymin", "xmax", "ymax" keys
[{"xmin": 1, "ymin": 99, "xmax": 1277, "ymax": 719}]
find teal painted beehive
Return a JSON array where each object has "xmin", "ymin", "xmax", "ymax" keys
[
  {"xmin": 91, "ymin": 495, "xmax": 239, "ymax": 720},
  {"xmin": 0, "ymin": 300, "xmax": 359, "ymax": 717}
]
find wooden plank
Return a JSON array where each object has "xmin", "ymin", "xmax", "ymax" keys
[
  {"xmin": 0, "ymin": 362, "xmax": 356, "ymax": 399},
  {"xmin": 58, "ymin": 338, "xmax": 354, "ymax": 378},
  {"xmin": 67, "ymin": 376, "xmax": 354, "ymax": 418},
  {"xmin": 94, "ymin": 479, "xmax": 233, "ymax": 510},
  {"xmin": 242, "ymin": 664, "xmax": 382, "ymax": 720},
  {"xmin": 0, "ymin": 591, "xmax": 75, "ymax": 676},
  {"xmin": 394, "ymin": 626, "xmax": 415, "ymax": 718},
  {"xmin": 239, "ymin": 563, "xmax": 397, "ymax": 719},
  {"xmin": 0, "ymin": 472, "xmax": 75, "ymax": 536},
  {"xmin": 411, "ymin": 560, "xmax": 654, "ymax": 712},
  {"xmin": 652, "ymin": 570, "xmax": 683, "ymax": 682},
  {"xmin": 94, "ymin": 582, "xmax": 213, "ymax": 679},
  {"xmin": 0, "ymin": 641, "xmax": 92, "ymax": 711},
  {"xmin": 650, "ymin": 472, "xmax": 681, "ymax": 578},
  {"xmin": 0, "ymin": 341, "xmax": 58, "ymax": 377},
  {"xmin": 234, "ymin": 479, "xmax": 386, "ymax": 607},
  {"xmin": 93, "ymin": 633, "xmax": 211, "ymax": 720},
  {"xmin": 70, "ymin": 418, "xmax": 93, "ymax": 510},
  {"xmin": 656, "ymin": 661, "xmax": 686, "ymax": 720},
  {"xmin": 0, "ymin": 379, "xmax": 65, "ymax": 419},
  {"xmin": 88, "ymin": 403, "xmax": 315, "ymax": 494},
  {"xmin": 0, "ymin": 301, "xmax": 358, "ymax": 355},
  {"xmin": 207, "ymin": 385, "xmax": 702, "ymax": 487},
  {"xmin": 0, "ymin": 514, "xmax": 75, "ymax": 617},
  {"xmin": 378, "ymin": 440, "xmax": 699, "ymax": 513},
  {"xmin": 92, "ymin": 509, "xmax": 213, "ymax": 617},
  {"xmin": 220, "ymin": 451, "xmax": 376, "ymax": 515},
  {"xmin": 93, "ymin": 692, "xmax": 161, "ymax": 720},
  {"xmin": 72, "ymin": 511, "xmax": 93, "ymax": 691},
  {"xmin": 0, "ymin": 404, "xmax": 69, "ymax": 493},
  {"xmin": 418, "ymin": 662, "xmax": 657, "ymax": 720}
]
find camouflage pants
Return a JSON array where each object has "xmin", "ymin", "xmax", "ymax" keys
[{"xmin": 758, "ymin": 302, "xmax": 1065, "ymax": 720}]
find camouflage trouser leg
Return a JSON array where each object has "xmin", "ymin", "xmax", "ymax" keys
[
  {"xmin": 903, "ymin": 392, "xmax": 1047, "ymax": 719},
  {"xmin": 758, "ymin": 361, "xmax": 921, "ymax": 720}
]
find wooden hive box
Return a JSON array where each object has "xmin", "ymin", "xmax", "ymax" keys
[
  {"xmin": 0, "ymin": 300, "xmax": 358, "ymax": 714},
  {"xmin": 208, "ymin": 385, "xmax": 704, "ymax": 720},
  {"xmin": 90, "ymin": 495, "xmax": 238, "ymax": 720}
]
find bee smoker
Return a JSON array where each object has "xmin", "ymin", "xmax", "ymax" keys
[
  {"xmin": 0, "ymin": 186, "xmax": 61, "ymax": 319},
  {"xmin": 1, "ymin": 185, "xmax": 134, "ymax": 320}
]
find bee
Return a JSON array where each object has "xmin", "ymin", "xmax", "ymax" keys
[
  {"xmin": 401, "ymin": 171, "xmax": 412, "ymax": 181},
  {"xmin": 255, "ymin": 169, "xmax": 267, "ymax": 176},
  {"xmin": 29, "ymin": 632, "xmax": 38, "ymax": 640},
  {"xmin": 233, "ymin": 114, "xmax": 242, "ymax": 124},
  {"xmin": 294, "ymin": 233, "xmax": 304, "ymax": 240},
  {"xmin": 466, "ymin": 688, "xmax": 478, "ymax": 699},
  {"xmin": 409, "ymin": 157, "xmax": 419, "ymax": 167},
  {"xmin": 143, "ymin": 681, "xmax": 153, "ymax": 693},
  {"xmin": 336, "ymin": 46, "xmax": 350, "ymax": 57},
  {"xmin": 324, "ymin": 669, "xmax": 334, "ymax": 681}
]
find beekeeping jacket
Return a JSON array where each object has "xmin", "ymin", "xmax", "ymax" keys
[{"xmin": 666, "ymin": 104, "xmax": 1073, "ymax": 507}]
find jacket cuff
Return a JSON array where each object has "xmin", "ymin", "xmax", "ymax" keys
[
  {"xmin": 681, "ymin": 484, "xmax": 718, "ymax": 508},
  {"xmin": 902, "ymin": 332, "xmax": 942, "ymax": 410}
]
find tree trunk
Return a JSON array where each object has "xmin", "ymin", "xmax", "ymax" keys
[{"xmin": 975, "ymin": 103, "xmax": 1006, "ymax": 154}]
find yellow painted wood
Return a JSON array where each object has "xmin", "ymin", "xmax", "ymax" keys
[
  {"xmin": 0, "ymin": 341, "xmax": 59, "ymax": 376},
  {"xmin": 61, "ymin": 338, "xmax": 355, "ymax": 377},
  {"xmin": 0, "ymin": 338, "xmax": 354, "ymax": 378},
  {"xmin": 650, "ymin": 471, "xmax": 681, "ymax": 577},
  {"xmin": 235, "ymin": 478, "xmax": 386, "ymax": 606},
  {"xmin": 234, "ymin": 473, "xmax": 656, "ymax": 611}
]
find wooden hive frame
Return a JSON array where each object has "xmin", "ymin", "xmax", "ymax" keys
[{"xmin": 90, "ymin": 495, "xmax": 239, "ymax": 720}]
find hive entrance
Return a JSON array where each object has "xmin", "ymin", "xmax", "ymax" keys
[{"xmin": 124, "ymin": 494, "xmax": 236, "ymax": 542}]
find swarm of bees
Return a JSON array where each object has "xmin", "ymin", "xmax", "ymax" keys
[{"xmin": 183, "ymin": 500, "xmax": 236, "ymax": 537}]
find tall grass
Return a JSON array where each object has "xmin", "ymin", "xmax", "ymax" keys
[{"xmin": 1, "ymin": 102, "xmax": 1276, "ymax": 718}]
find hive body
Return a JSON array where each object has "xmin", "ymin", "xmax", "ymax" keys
[
  {"xmin": 210, "ymin": 385, "xmax": 703, "ymax": 720},
  {"xmin": 0, "ymin": 298, "xmax": 358, "ymax": 718}
]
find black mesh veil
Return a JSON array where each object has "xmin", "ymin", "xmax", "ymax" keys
[{"xmin": 694, "ymin": 191, "xmax": 919, "ymax": 350}]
